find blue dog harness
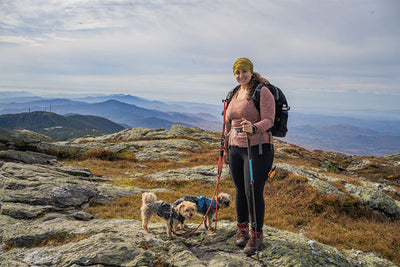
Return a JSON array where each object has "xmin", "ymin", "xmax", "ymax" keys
[{"xmin": 197, "ymin": 196, "xmax": 216, "ymax": 210}]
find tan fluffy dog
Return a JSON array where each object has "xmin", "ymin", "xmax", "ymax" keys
[{"xmin": 141, "ymin": 192, "xmax": 196, "ymax": 238}]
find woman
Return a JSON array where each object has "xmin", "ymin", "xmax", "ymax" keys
[{"xmin": 223, "ymin": 57, "xmax": 275, "ymax": 255}]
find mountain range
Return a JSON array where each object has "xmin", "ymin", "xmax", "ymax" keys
[
  {"xmin": 285, "ymin": 124, "xmax": 400, "ymax": 156},
  {"xmin": 0, "ymin": 92, "xmax": 399, "ymax": 156},
  {"xmin": 0, "ymin": 111, "xmax": 124, "ymax": 141},
  {"xmin": 0, "ymin": 96, "xmax": 221, "ymax": 131}
]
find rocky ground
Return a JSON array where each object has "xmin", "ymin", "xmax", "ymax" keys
[{"xmin": 0, "ymin": 126, "xmax": 399, "ymax": 266}]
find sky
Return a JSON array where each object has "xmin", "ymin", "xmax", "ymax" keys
[{"xmin": 0, "ymin": 0, "xmax": 399, "ymax": 114}]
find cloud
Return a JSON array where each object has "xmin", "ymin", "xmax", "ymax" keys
[{"xmin": 0, "ymin": 0, "xmax": 399, "ymax": 109}]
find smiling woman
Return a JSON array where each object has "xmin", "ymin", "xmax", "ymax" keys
[{"xmin": 223, "ymin": 57, "xmax": 276, "ymax": 255}]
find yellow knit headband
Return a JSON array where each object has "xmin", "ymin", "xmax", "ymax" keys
[{"xmin": 233, "ymin": 57, "xmax": 253, "ymax": 73}]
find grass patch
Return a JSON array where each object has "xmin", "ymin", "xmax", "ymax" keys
[
  {"xmin": 87, "ymin": 177, "xmax": 236, "ymax": 222},
  {"xmin": 351, "ymin": 158, "xmax": 400, "ymax": 187},
  {"xmin": 84, "ymin": 149, "xmax": 122, "ymax": 161},
  {"xmin": 65, "ymin": 149, "xmax": 219, "ymax": 178},
  {"xmin": 40, "ymin": 148, "xmax": 82, "ymax": 160},
  {"xmin": 326, "ymin": 162, "xmax": 339, "ymax": 173}
]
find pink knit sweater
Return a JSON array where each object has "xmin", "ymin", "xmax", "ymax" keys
[{"xmin": 224, "ymin": 86, "xmax": 275, "ymax": 148}]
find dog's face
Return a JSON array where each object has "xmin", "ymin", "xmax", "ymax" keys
[
  {"xmin": 218, "ymin": 193, "xmax": 232, "ymax": 209},
  {"xmin": 177, "ymin": 201, "xmax": 196, "ymax": 220}
]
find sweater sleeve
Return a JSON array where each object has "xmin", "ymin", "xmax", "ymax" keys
[{"xmin": 254, "ymin": 86, "xmax": 275, "ymax": 133}]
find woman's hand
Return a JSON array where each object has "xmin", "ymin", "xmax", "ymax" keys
[{"xmin": 240, "ymin": 118, "xmax": 254, "ymax": 134}]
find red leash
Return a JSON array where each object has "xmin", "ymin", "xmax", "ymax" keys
[
  {"xmin": 205, "ymin": 98, "xmax": 228, "ymax": 234},
  {"xmin": 179, "ymin": 100, "xmax": 228, "ymax": 237}
]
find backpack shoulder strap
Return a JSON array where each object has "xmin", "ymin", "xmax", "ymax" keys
[
  {"xmin": 225, "ymin": 85, "xmax": 240, "ymax": 105},
  {"xmin": 222, "ymin": 85, "xmax": 240, "ymax": 116},
  {"xmin": 248, "ymin": 83, "xmax": 264, "ymax": 112}
]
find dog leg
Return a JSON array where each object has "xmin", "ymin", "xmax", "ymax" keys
[
  {"xmin": 179, "ymin": 222, "xmax": 187, "ymax": 230},
  {"xmin": 166, "ymin": 221, "xmax": 175, "ymax": 239},
  {"xmin": 141, "ymin": 209, "xmax": 152, "ymax": 233},
  {"xmin": 206, "ymin": 215, "xmax": 214, "ymax": 231}
]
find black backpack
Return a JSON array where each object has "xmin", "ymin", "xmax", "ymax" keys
[{"xmin": 225, "ymin": 83, "xmax": 290, "ymax": 137}]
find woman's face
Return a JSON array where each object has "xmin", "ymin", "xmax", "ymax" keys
[{"xmin": 234, "ymin": 69, "xmax": 252, "ymax": 86}]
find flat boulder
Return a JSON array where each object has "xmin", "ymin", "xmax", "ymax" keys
[
  {"xmin": 0, "ymin": 150, "xmax": 57, "ymax": 165},
  {"xmin": 0, "ymin": 162, "xmax": 140, "ymax": 219}
]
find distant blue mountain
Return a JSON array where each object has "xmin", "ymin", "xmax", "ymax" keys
[
  {"xmin": 0, "ymin": 98, "xmax": 220, "ymax": 130},
  {"xmin": 1, "ymin": 93, "xmax": 399, "ymax": 156},
  {"xmin": 75, "ymin": 94, "xmax": 168, "ymax": 109},
  {"xmin": 0, "ymin": 96, "xmax": 45, "ymax": 104},
  {"xmin": 285, "ymin": 124, "xmax": 400, "ymax": 156},
  {"xmin": 0, "ymin": 99, "xmax": 84, "ymax": 114},
  {"xmin": 0, "ymin": 91, "xmax": 36, "ymax": 98},
  {"xmin": 0, "ymin": 111, "xmax": 124, "ymax": 141},
  {"xmin": 74, "ymin": 94, "xmax": 223, "ymax": 118},
  {"xmin": 289, "ymin": 112, "xmax": 400, "ymax": 136}
]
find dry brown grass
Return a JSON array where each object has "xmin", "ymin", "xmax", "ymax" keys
[
  {"xmin": 353, "ymin": 162, "xmax": 400, "ymax": 187},
  {"xmin": 265, "ymin": 175, "xmax": 400, "ymax": 265},
  {"xmin": 84, "ymin": 148, "xmax": 137, "ymax": 161},
  {"xmin": 64, "ymin": 147, "xmax": 400, "ymax": 265},
  {"xmin": 87, "ymin": 177, "xmax": 236, "ymax": 223},
  {"xmin": 67, "ymin": 149, "xmax": 219, "ymax": 178}
]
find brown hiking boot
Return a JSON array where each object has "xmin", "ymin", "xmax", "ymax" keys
[
  {"xmin": 235, "ymin": 223, "xmax": 249, "ymax": 246},
  {"xmin": 244, "ymin": 230, "xmax": 263, "ymax": 255}
]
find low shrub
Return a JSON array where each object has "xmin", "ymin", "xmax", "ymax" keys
[{"xmin": 40, "ymin": 148, "xmax": 82, "ymax": 160}]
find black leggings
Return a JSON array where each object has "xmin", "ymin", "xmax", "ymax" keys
[{"xmin": 229, "ymin": 144, "xmax": 274, "ymax": 232}]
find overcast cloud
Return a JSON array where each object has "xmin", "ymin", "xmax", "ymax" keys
[{"xmin": 0, "ymin": 0, "xmax": 399, "ymax": 110}]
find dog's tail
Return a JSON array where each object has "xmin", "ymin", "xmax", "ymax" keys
[{"xmin": 142, "ymin": 192, "xmax": 157, "ymax": 205}]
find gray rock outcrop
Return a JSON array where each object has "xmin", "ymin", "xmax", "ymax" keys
[
  {"xmin": 0, "ymin": 128, "xmax": 52, "ymax": 148},
  {"xmin": 146, "ymin": 165, "xmax": 230, "ymax": 183},
  {"xmin": 1, "ymin": 126, "xmax": 399, "ymax": 266},
  {"xmin": 1, "ymin": 214, "xmax": 395, "ymax": 266},
  {"xmin": 345, "ymin": 182, "xmax": 400, "ymax": 218},
  {"xmin": 0, "ymin": 150, "xmax": 57, "ymax": 165},
  {"xmin": 0, "ymin": 161, "xmax": 141, "ymax": 220}
]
